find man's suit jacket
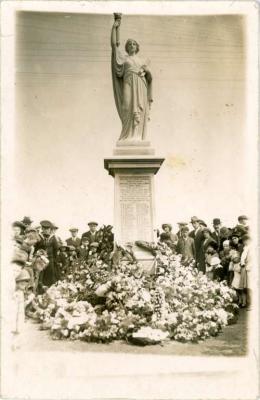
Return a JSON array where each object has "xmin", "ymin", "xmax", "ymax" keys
[
  {"xmin": 81, "ymin": 231, "xmax": 100, "ymax": 244},
  {"xmin": 66, "ymin": 237, "xmax": 81, "ymax": 249},
  {"xmin": 176, "ymin": 237, "xmax": 196, "ymax": 260}
]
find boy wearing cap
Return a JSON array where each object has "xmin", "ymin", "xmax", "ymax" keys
[{"xmin": 66, "ymin": 228, "xmax": 81, "ymax": 253}]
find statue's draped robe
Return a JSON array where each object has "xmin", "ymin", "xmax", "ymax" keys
[{"xmin": 111, "ymin": 47, "xmax": 152, "ymax": 141}]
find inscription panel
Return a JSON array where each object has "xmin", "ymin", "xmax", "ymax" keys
[{"xmin": 118, "ymin": 175, "xmax": 153, "ymax": 243}]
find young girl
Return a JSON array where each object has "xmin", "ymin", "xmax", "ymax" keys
[
  {"xmin": 231, "ymin": 255, "xmax": 246, "ymax": 307},
  {"xmin": 239, "ymin": 234, "xmax": 251, "ymax": 310}
]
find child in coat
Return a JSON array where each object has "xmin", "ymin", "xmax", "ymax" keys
[{"xmin": 12, "ymin": 268, "xmax": 30, "ymax": 350}]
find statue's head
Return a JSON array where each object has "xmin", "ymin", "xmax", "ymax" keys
[{"xmin": 125, "ymin": 39, "xmax": 140, "ymax": 55}]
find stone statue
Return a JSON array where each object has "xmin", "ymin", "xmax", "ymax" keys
[{"xmin": 111, "ymin": 13, "xmax": 153, "ymax": 142}]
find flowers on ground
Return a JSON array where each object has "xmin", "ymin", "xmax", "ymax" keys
[{"xmin": 29, "ymin": 244, "xmax": 238, "ymax": 344}]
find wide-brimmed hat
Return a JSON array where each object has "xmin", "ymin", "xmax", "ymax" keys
[
  {"xmin": 162, "ymin": 223, "xmax": 172, "ymax": 230},
  {"xmin": 210, "ymin": 256, "xmax": 221, "ymax": 266},
  {"xmin": 88, "ymin": 221, "xmax": 98, "ymax": 226},
  {"xmin": 199, "ymin": 220, "xmax": 207, "ymax": 227},
  {"xmin": 16, "ymin": 269, "xmax": 31, "ymax": 282},
  {"xmin": 12, "ymin": 221, "xmax": 26, "ymax": 230},
  {"xmin": 40, "ymin": 220, "xmax": 53, "ymax": 228},
  {"xmin": 21, "ymin": 216, "xmax": 33, "ymax": 225}
]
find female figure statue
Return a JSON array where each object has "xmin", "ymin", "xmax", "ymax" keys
[{"xmin": 111, "ymin": 14, "xmax": 153, "ymax": 142}]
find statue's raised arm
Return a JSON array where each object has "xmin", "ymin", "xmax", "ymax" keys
[{"xmin": 111, "ymin": 14, "xmax": 153, "ymax": 142}]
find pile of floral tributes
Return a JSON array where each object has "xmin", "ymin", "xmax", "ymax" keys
[{"xmin": 28, "ymin": 243, "xmax": 239, "ymax": 345}]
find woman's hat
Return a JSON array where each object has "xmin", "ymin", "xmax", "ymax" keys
[
  {"xmin": 210, "ymin": 256, "xmax": 221, "ymax": 266},
  {"xmin": 12, "ymin": 221, "xmax": 26, "ymax": 230},
  {"xmin": 162, "ymin": 223, "xmax": 172, "ymax": 230},
  {"xmin": 210, "ymin": 257, "xmax": 220, "ymax": 266}
]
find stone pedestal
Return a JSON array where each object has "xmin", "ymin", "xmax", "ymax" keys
[{"xmin": 104, "ymin": 155, "xmax": 164, "ymax": 270}]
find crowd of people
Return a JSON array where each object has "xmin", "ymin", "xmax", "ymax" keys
[
  {"xmin": 158, "ymin": 215, "xmax": 251, "ymax": 309},
  {"xmin": 10, "ymin": 214, "xmax": 251, "ymax": 348}
]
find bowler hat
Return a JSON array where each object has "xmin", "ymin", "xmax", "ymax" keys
[
  {"xmin": 213, "ymin": 218, "xmax": 221, "ymax": 225},
  {"xmin": 21, "ymin": 216, "xmax": 33, "ymax": 225},
  {"xmin": 88, "ymin": 221, "xmax": 98, "ymax": 226},
  {"xmin": 16, "ymin": 269, "xmax": 30, "ymax": 282},
  {"xmin": 40, "ymin": 220, "xmax": 53, "ymax": 228}
]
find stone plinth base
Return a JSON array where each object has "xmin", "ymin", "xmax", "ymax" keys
[
  {"xmin": 104, "ymin": 156, "xmax": 164, "ymax": 270},
  {"xmin": 114, "ymin": 140, "xmax": 155, "ymax": 156}
]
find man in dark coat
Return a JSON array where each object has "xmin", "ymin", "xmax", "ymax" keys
[
  {"xmin": 176, "ymin": 226, "xmax": 196, "ymax": 264},
  {"xmin": 66, "ymin": 228, "xmax": 81, "ymax": 253},
  {"xmin": 81, "ymin": 222, "xmax": 101, "ymax": 244},
  {"xmin": 34, "ymin": 220, "xmax": 59, "ymax": 287},
  {"xmin": 211, "ymin": 218, "xmax": 229, "ymax": 251},
  {"xmin": 189, "ymin": 216, "xmax": 205, "ymax": 273}
]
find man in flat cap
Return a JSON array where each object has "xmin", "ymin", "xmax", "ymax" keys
[
  {"xmin": 66, "ymin": 228, "xmax": 81, "ymax": 254},
  {"xmin": 189, "ymin": 216, "xmax": 205, "ymax": 273},
  {"xmin": 81, "ymin": 222, "xmax": 101, "ymax": 246},
  {"xmin": 34, "ymin": 220, "xmax": 59, "ymax": 287}
]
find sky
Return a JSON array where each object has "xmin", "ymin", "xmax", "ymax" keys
[{"xmin": 14, "ymin": 11, "xmax": 250, "ymax": 238}]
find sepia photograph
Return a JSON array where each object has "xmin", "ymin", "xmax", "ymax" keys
[{"xmin": 1, "ymin": 1, "xmax": 259, "ymax": 399}]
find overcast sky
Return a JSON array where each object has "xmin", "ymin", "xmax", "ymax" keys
[{"xmin": 14, "ymin": 11, "xmax": 248, "ymax": 237}]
